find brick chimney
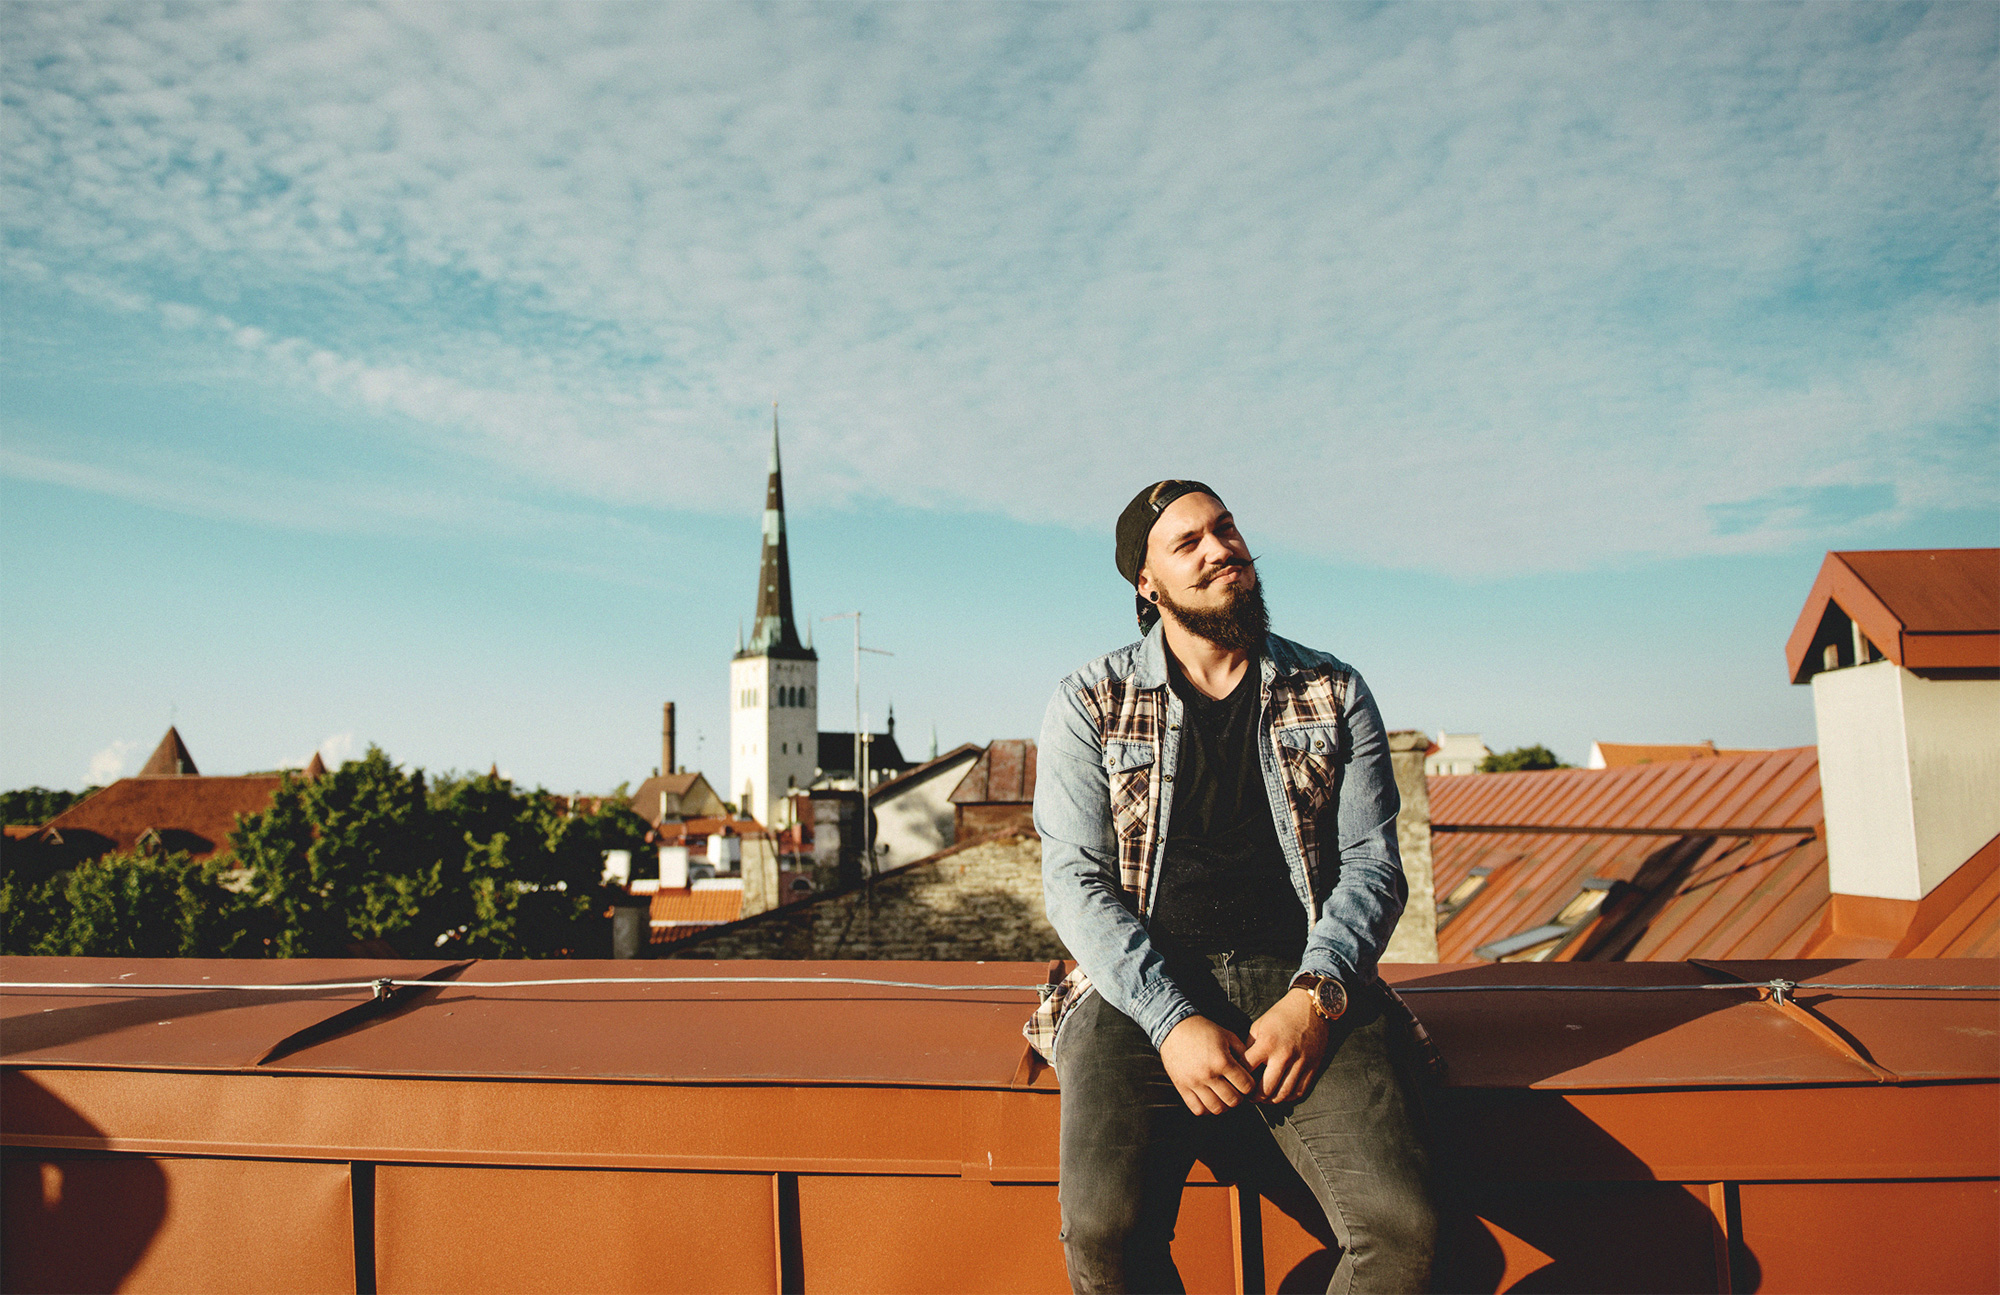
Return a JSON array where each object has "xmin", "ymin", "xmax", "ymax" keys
[{"xmin": 662, "ymin": 702, "xmax": 676, "ymax": 777}]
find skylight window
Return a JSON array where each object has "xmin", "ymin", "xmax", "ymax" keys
[
  {"xmin": 1436, "ymin": 866, "xmax": 1493, "ymax": 926},
  {"xmin": 1475, "ymin": 877, "xmax": 1622, "ymax": 962}
]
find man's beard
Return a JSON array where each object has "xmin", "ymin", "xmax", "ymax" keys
[{"xmin": 1156, "ymin": 561, "xmax": 1269, "ymax": 651}]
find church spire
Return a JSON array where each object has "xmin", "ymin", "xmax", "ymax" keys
[{"xmin": 741, "ymin": 405, "xmax": 812, "ymax": 660}]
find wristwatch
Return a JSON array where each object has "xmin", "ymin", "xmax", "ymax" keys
[{"xmin": 1290, "ymin": 972, "xmax": 1348, "ymax": 1022}]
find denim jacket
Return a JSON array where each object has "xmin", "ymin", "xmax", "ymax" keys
[{"xmin": 1026, "ymin": 624, "xmax": 1405, "ymax": 1062}]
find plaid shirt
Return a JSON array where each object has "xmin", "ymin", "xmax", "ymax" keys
[{"xmin": 1027, "ymin": 627, "xmax": 1406, "ymax": 1062}]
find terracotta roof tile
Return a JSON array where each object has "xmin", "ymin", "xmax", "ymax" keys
[{"xmin": 35, "ymin": 775, "xmax": 285, "ymax": 860}]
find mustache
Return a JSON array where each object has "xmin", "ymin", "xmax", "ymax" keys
[{"xmin": 1196, "ymin": 554, "xmax": 1257, "ymax": 588}]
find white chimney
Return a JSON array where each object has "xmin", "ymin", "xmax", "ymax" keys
[
  {"xmin": 659, "ymin": 845, "xmax": 690, "ymax": 889},
  {"xmin": 1789, "ymin": 549, "xmax": 2000, "ymax": 904},
  {"xmin": 1814, "ymin": 660, "xmax": 2000, "ymax": 900}
]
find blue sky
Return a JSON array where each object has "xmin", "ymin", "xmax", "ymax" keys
[{"xmin": 2, "ymin": 2, "xmax": 1994, "ymax": 794}]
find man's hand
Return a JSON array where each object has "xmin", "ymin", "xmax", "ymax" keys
[
  {"xmin": 1244, "ymin": 989, "xmax": 1331, "ymax": 1104},
  {"xmin": 1159, "ymin": 1016, "xmax": 1257, "ymax": 1115}
]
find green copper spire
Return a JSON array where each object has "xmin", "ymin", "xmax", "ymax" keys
[{"xmin": 741, "ymin": 405, "xmax": 814, "ymax": 661}]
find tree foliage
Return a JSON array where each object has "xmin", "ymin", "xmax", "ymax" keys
[
  {"xmin": 1, "ymin": 785, "xmax": 98, "ymax": 826},
  {"xmin": 229, "ymin": 747, "xmax": 648, "ymax": 958},
  {"xmin": 0, "ymin": 747, "xmax": 650, "ymax": 959},
  {"xmin": 2, "ymin": 850, "xmax": 261, "ymax": 957},
  {"xmin": 1478, "ymin": 744, "xmax": 1571, "ymax": 773}
]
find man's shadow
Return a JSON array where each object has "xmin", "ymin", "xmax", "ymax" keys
[
  {"xmin": 1, "ymin": 1072, "xmax": 168, "ymax": 1293},
  {"xmin": 1188, "ymin": 959, "xmax": 1801, "ymax": 1293}
]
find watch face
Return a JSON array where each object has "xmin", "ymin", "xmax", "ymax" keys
[{"xmin": 1315, "ymin": 978, "xmax": 1348, "ymax": 1021}]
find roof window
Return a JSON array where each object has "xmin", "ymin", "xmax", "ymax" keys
[
  {"xmin": 1436, "ymin": 866, "xmax": 1493, "ymax": 926},
  {"xmin": 1476, "ymin": 877, "xmax": 1622, "ymax": 962}
]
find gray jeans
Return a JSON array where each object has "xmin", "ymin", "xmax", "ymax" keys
[{"xmin": 1054, "ymin": 954, "xmax": 1437, "ymax": 1294}]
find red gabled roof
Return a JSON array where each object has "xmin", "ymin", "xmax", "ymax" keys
[
  {"xmin": 33, "ymin": 775, "xmax": 285, "ymax": 860},
  {"xmin": 1785, "ymin": 548, "xmax": 2000, "ymax": 682},
  {"xmin": 949, "ymin": 740, "xmax": 1037, "ymax": 805}
]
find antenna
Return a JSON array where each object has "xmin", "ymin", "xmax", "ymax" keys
[{"xmin": 822, "ymin": 612, "xmax": 893, "ymax": 878}]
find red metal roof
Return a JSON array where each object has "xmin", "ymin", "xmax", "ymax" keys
[
  {"xmin": 1432, "ymin": 750, "xmax": 1828, "ymax": 963},
  {"xmin": 1785, "ymin": 548, "xmax": 2000, "ymax": 682},
  {"xmin": 5, "ymin": 955, "xmax": 1995, "ymax": 1294},
  {"xmin": 1430, "ymin": 750, "xmax": 2000, "ymax": 964},
  {"xmin": 32, "ymin": 775, "xmax": 285, "ymax": 860},
  {"xmin": 6, "ymin": 956, "xmax": 1994, "ymax": 1091},
  {"xmin": 949, "ymin": 740, "xmax": 1037, "ymax": 805}
]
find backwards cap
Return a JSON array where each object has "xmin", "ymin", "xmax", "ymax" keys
[{"xmin": 1115, "ymin": 480, "xmax": 1223, "ymax": 630}]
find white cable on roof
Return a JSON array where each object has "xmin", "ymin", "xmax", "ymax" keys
[
  {"xmin": 0, "ymin": 976, "xmax": 1046, "ymax": 994},
  {"xmin": 2, "ymin": 978, "xmax": 1993, "ymax": 995}
]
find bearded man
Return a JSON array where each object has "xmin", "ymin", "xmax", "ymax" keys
[{"xmin": 1028, "ymin": 480, "xmax": 1437, "ymax": 1293}]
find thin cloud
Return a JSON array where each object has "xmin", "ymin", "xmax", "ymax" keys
[
  {"xmin": 3, "ymin": 3, "xmax": 1992, "ymax": 575},
  {"xmin": 87, "ymin": 739, "xmax": 138, "ymax": 785}
]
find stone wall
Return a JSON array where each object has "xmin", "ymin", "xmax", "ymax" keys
[
  {"xmin": 664, "ymin": 832, "xmax": 1066, "ymax": 963},
  {"xmin": 1382, "ymin": 730, "xmax": 1440, "ymax": 962}
]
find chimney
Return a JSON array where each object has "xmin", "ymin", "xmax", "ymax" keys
[
  {"xmin": 1381, "ymin": 730, "xmax": 1439, "ymax": 963},
  {"xmin": 1787, "ymin": 550, "xmax": 2000, "ymax": 953},
  {"xmin": 662, "ymin": 702, "xmax": 676, "ymax": 780}
]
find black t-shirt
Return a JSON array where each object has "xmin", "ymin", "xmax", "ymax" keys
[{"xmin": 1148, "ymin": 651, "xmax": 1308, "ymax": 963}]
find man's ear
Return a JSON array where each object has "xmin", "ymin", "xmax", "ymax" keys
[{"xmin": 1135, "ymin": 569, "xmax": 1156, "ymax": 603}]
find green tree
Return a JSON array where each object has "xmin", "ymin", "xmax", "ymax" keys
[
  {"xmin": 231, "ymin": 747, "xmax": 446, "ymax": 957},
  {"xmin": 2, "ymin": 850, "xmax": 260, "ymax": 957},
  {"xmin": 1, "ymin": 785, "xmax": 98, "ymax": 826},
  {"xmin": 1478, "ymin": 744, "xmax": 1571, "ymax": 773},
  {"xmin": 227, "ymin": 747, "xmax": 648, "ymax": 959}
]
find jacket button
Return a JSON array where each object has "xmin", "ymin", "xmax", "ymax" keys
[{"xmin": 1314, "ymin": 739, "xmax": 1325, "ymax": 750}]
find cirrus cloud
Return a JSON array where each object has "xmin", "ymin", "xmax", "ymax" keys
[{"xmin": 3, "ymin": 1, "xmax": 1993, "ymax": 575}]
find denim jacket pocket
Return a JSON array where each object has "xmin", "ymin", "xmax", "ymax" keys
[
  {"xmin": 1104, "ymin": 741, "xmax": 1155, "ymax": 846},
  {"xmin": 1275, "ymin": 724, "xmax": 1343, "ymax": 814}
]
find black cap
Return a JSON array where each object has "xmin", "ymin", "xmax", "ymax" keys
[{"xmin": 1116, "ymin": 480, "xmax": 1223, "ymax": 630}]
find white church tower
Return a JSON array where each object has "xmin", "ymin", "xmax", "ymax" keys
[{"xmin": 730, "ymin": 408, "xmax": 818, "ymax": 829}]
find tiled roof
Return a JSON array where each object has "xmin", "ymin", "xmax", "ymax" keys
[
  {"xmin": 949, "ymin": 740, "xmax": 1037, "ymax": 805},
  {"xmin": 648, "ymin": 886, "xmax": 744, "ymax": 926},
  {"xmin": 1786, "ymin": 548, "xmax": 2000, "ymax": 682},
  {"xmin": 645, "ymin": 873, "xmax": 815, "ymax": 943},
  {"xmin": 628, "ymin": 771, "xmax": 724, "ymax": 824},
  {"xmin": 136, "ymin": 726, "xmax": 199, "ymax": 777},
  {"xmin": 33, "ymin": 775, "xmax": 286, "ymax": 860}
]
